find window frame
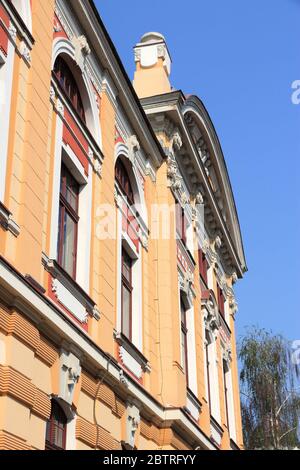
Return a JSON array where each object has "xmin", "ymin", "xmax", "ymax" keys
[
  {"xmin": 45, "ymin": 401, "xmax": 67, "ymax": 451},
  {"xmin": 176, "ymin": 203, "xmax": 187, "ymax": 246},
  {"xmin": 121, "ymin": 248, "xmax": 133, "ymax": 341},
  {"xmin": 217, "ymin": 284, "xmax": 225, "ymax": 318},
  {"xmin": 205, "ymin": 331, "xmax": 212, "ymax": 413},
  {"xmin": 180, "ymin": 298, "xmax": 189, "ymax": 384},
  {"xmin": 57, "ymin": 164, "xmax": 80, "ymax": 279},
  {"xmin": 223, "ymin": 359, "xmax": 230, "ymax": 432},
  {"xmin": 198, "ymin": 247, "xmax": 208, "ymax": 286},
  {"xmin": 54, "ymin": 56, "xmax": 86, "ymax": 123},
  {"xmin": 115, "ymin": 159, "xmax": 134, "ymax": 206}
]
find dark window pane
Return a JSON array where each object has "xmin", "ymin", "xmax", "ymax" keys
[
  {"xmin": 53, "ymin": 56, "xmax": 86, "ymax": 122},
  {"xmin": 61, "ymin": 212, "xmax": 76, "ymax": 276},
  {"xmin": 115, "ymin": 159, "xmax": 134, "ymax": 205},
  {"xmin": 122, "ymin": 284, "xmax": 131, "ymax": 339}
]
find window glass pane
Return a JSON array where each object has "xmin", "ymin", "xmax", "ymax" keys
[
  {"xmin": 65, "ymin": 172, "xmax": 79, "ymax": 211},
  {"xmin": 122, "ymin": 251, "xmax": 132, "ymax": 283},
  {"xmin": 122, "ymin": 284, "xmax": 131, "ymax": 339},
  {"xmin": 62, "ymin": 212, "xmax": 76, "ymax": 276},
  {"xmin": 181, "ymin": 329, "xmax": 186, "ymax": 374}
]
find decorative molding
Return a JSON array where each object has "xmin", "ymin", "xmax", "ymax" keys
[
  {"xmin": 186, "ymin": 389, "xmax": 202, "ymax": 422},
  {"xmin": 114, "ymin": 331, "xmax": 150, "ymax": 379},
  {"xmin": 54, "ymin": 5, "xmax": 74, "ymax": 40},
  {"xmin": 210, "ymin": 417, "xmax": 223, "ymax": 447},
  {"xmin": 140, "ymin": 233, "xmax": 149, "ymax": 250},
  {"xmin": 93, "ymin": 157, "xmax": 102, "ymax": 178},
  {"xmin": 178, "ymin": 270, "xmax": 194, "ymax": 309},
  {"xmin": 72, "ymin": 34, "xmax": 91, "ymax": 72},
  {"xmin": 222, "ymin": 344, "xmax": 232, "ymax": 365},
  {"xmin": 19, "ymin": 40, "xmax": 31, "ymax": 64},
  {"xmin": 8, "ymin": 23, "xmax": 17, "ymax": 42},
  {"xmin": 55, "ymin": 98, "xmax": 64, "ymax": 116},
  {"xmin": 0, "ymin": 202, "xmax": 20, "ymax": 237},
  {"xmin": 50, "ymin": 85, "xmax": 56, "ymax": 103},
  {"xmin": 52, "ymin": 277, "xmax": 89, "ymax": 324},
  {"xmin": 42, "ymin": 254, "xmax": 100, "ymax": 323},
  {"xmin": 215, "ymin": 235, "xmax": 222, "ymax": 250},
  {"xmin": 59, "ymin": 348, "xmax": 81, "ymax": 406},
  {"xmin": 119, "ymin": 369, "xmax": 129, "ymax": 388},
  {"xmin": 202, "ymin": 291, "xmax": 220, "ymax": 337},
  {"xmin": 126, "ymin": 401, "xmax": 140, "ymax": 448},
  {"xmin": 92, "ymin": 306, "xmax": 101, "ymax": 321}
]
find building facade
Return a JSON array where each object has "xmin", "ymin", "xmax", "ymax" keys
[{"xmin": 0, "ymin": 0, "xmax": 247, "ymax": 450}]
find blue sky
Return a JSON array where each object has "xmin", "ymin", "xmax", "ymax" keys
[{"xmin": 95, "ymin": 0, "xmax": 300, "ymax": 342}]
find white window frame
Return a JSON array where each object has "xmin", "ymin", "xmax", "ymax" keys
[
  {"xmin": 11, "ymin": 0, "xmax": 32, "ymax": 33},
  {"xmin": 49, "ymin": 109, "xmax": 92, "ymax": 292},
  {"xmin": 116, "ymin": 196, "xmax": 143, "ymax": 352},
  {"xmin": 205, "ymin": 326, "xmax": 221, "ymax": 423},
  {"xmin": 222, "ymin": 356, "xmax": 237, "ymax": 442},
  {"xmin": 0, "ymin": 27, "xmax": 15, "ymax": 203}
]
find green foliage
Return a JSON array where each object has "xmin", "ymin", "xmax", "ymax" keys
[{"xmin": 239, "ymin": 327, "xmax": 300, "ymax": 450}]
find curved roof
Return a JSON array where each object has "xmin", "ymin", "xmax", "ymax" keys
[{"xmin": 182, "ymin": 95, "xmax": 247, "ymax": 273}]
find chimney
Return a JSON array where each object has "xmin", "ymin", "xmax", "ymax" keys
[{"xmin": 133, "ymin": 32, "xmax": 172, "ymax": 98}]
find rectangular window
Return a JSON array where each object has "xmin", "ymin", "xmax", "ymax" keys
[
  {"xmin": 217, "ymin": 284, "xmax": 225, "ymax": 318},
  {"xmin": 198, "ymin": 247, "xmax": 208, "ymax": 285},
  {"xmin": 223, "ymin": 360, "xmax": 230, "ymax": 432},
  {"xmin": 57, "ymin": 164, "xmax": 79, "ymax": 278},
  {"xmin": 176, "ymin": 203, "xmax": 187, "ymax": 245},
  {"xmin": 121, "ymin": 249, "xmax": 133, "ymax": 340},
  {"xmin": 205, "ymin": 330, "xmax": 212, "ymax": 413},
  {"xmin": 180, "ymin": 299, "xmax": 188, "ymax": 384}
]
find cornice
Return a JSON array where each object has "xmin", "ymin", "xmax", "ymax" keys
[{"xmin": 140, "ymin": 92, "xmax": 245, "ymax": 278}]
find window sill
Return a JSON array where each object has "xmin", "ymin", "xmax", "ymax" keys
[
  {"xmin": 185, "ymin": 388, "xmax": 202, "ymax": 422},
  {"xmin": 42, "ymin": 253, "xmax": 100, "ymax": 323},
  {"xmin": 210, "ymin": 415, "xmax": 224, "ymax": 447},
  {"xmin": 0, "ymin": 202, "xmax": 20, "ymax": 237},
  {"xmin": 230, "ymin": 438, "xmax": 240, "ymax": 450},
  {"xmin": 114, "ymin": 331, "xmax": 150, "ymax": 379}
]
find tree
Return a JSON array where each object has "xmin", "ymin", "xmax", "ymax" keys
[{"xmin": 239, "ymin": 327, "xmax": 300, "ymax": 449}]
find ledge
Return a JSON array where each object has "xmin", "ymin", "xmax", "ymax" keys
[
  {"xmin": 230, "ymin": 438, "xmax": 241, "ymax": 450},
  {"xmin": 42, "ymin": 253, "xmax": 100, "ymax": 322},
  {"xmin": 210, "ymin": 415, "xmax": 224, "ymax": 447},
  {"xmin": 185, "ymin": 388, "xmax": 202, "ymax": 422},
  {"xmin": 114, "ymin": 331, "xmax": 150, "ymax": 379},
  {"xmin": 0, "ymin": 202, "xmax": 20, "ymax": 237}
]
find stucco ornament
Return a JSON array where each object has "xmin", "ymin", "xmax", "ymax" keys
[
  {"xmin": 59, "ymin": 349, "xmax": 81, "ymax": 406},
  {"xmin": 196, "ymin": 191, "xmax": 204, "ymax": 205},
  {"xmin": 126, "ymin": 401, "xmax": 140, "ymax": 448},
  {"xmin": 179, "ymin": 271, "xmax": 194, "ymax": 309},
  {"xmin": 172, "ymin": 130, "xmax": 182, "ymax": 152},
  {"xmin": 223, "ymin": 344, "xmax": 232, "ymax": 365},
  {"xmin": 72, "ymin": 35, "xmax": 91, "ymax": 71},
  {"xmin": 202, "ymin": 293, "xmax": 220, "ymax": 337},
  {"xmin": 127, "ymin": 135, "xmax": 140, "ymax": 164},
  {"xmin": 167, "ymin": 154, "xmax": 183, "ymax": 192}
]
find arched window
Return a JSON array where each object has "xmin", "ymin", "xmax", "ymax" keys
[
  {"xmin": 54, "ymin": 56, "xmax": 85, "ymax": 122},
  {"xmin": 115, "ymin": 159, "xmax": 134, "ymax": 205},
  {"xmin": 45, "ymin": 401, "xmax": 67, "ymax": 450}
]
